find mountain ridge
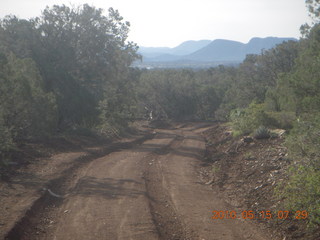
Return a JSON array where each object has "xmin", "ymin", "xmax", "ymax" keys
[
  {"xmin": 139, "ymin": 40, "xmax": 211, "ymax": 58},
  {"xmin": 138, "ymin": 37, "xmax": 297, "ymax": 65}
]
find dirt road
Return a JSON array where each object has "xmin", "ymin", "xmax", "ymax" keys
[{"xmin": 4, "ymin": 123, "xmax": 271, "ymax": 240}]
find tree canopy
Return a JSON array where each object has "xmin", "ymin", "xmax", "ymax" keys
[{"xmin": 0, "ymin": 4, "xmax": 140, "ymax": 142}]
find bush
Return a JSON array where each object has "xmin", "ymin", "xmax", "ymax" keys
[
  {"xmin": 286, "ymin": 114, "xmax": 320, "ymax": 167},
  {"xmin": 266, "ymin": 111, "xmax": 296, "ymax": 129},
  {"xmin": 277, "ymin": 113, "xmax": 320, "ymax": 229},
  {"xmin": 97, "ymin": 121, "xmax": 121, "ymax": 138},
  {"xmin": 0, "ymin": 53, "xmax": 58, "ymax": 140},
  {"xmin": 253, "ymin": 125, "xmax": 271, "ymax": 139},
  {"xmin": 230, "ymin": 102, "xmax": 275, "ymax": 135},
  {"xmin": 214, "ymin": 106, "xmax": 231, "ymax": 121},
  {"xmin": 278, "ymin": 166, "xmax": 320, "ymax": 228}
]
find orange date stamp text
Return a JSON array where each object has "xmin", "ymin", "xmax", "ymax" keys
[{"xmin": 211, "ymin": 210, "xmax": 308, "ymax": 220}]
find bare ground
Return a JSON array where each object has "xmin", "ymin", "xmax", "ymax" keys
[{"xmin": 0, "ymin": 122, "xmax": 292, "ymax": 240}]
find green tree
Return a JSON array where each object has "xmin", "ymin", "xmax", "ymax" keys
[
  {"xmin": 0, "ymin": 52, "xmax": 57, "ymax": 141},
  {"xmin": 137, "ymin": 69, "xmax": 200, "ymax": 120},
  {"xmin": 30, "ymin": 4, "xmax": 139, "ymax": 129},
  {"xmin": 282, "ymin": 24, "xmax": 320, "ymax": 114},
  {"xmin": 306, "ymin": 0, "xmax": 320, "ymax": 22},
  {"xmin": 0, "ymin": 16, "xmax": 37, "ymax": 58},
  {"xmin": 4, "ymin": 4, "xmax": 138, "ymax": 131},
  {"xmin": 301, "ymin": 0, "xmax": 320, "ymax": 36},
  {"xmin": 196, "ymin": 85, "xmax": 220, "ymax": 119}
]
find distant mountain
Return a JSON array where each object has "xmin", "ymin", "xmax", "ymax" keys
[
  {"xmin": 138, "ymin": 40, "xmax": 211, "ymax": 59},
  {"xmin": 245, "ymin": 37, "xmax": 295, "ymax": 53},
  {"xmin": 169, "ymin": 40, "xmax": 212, "ymax": 55},
  {"xmin": 185, "ymin": 39, "xmax": 245, "ymax": 62},
  {"xmin": 138, "ymin": 37, "xmax": 297, "ymax": 66}
]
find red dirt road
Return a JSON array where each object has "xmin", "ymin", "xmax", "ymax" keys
[{"xmin": 3, "ymin": 123, "xmax": 272, "ymax": 240}]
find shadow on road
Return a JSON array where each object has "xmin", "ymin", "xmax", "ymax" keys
[{"xmin": 73, "ymin": 176, "xmax": 145, "ymax": 199}]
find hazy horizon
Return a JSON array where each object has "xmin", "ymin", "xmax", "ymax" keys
[
  {"xmin": 140, "ymin": 36, "xmax": 298, "ymax": 49},
  {"xmin": 0, "ymin": 0, "xmax": 311, "ymax": 48}
]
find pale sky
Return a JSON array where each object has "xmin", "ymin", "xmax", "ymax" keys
[{"xmin": 0, "ymin": 0, "xmax": 311, "ymax": 47}]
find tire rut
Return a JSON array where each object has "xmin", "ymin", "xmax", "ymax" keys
[
  {"xmin": 5, "ymin": 133, "xmax": 155, "ymax": 240},
  {"xmin": 144, "ymin": 134, "xmax": 191, "ymax": 240},
  {"xmin": 3, "ymin": 123, "xmax": 272, "ymax": 240}
]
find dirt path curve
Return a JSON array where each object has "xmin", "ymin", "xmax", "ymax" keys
[{"xmin": 6, "ymin": 123, "xmax": 270, "ymax": 240}]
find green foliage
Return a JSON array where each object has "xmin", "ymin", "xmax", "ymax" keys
[
  {"xmin": 219, "ymin": 40, "xmax": 299, "ymax": 118},
  {"xmin": 278, "ymin": 165, "xmax": 320, "ymax": 228},
  {"xmin": 265, "ymin": 78, "xmax": 297, "ymax": 113},
  {"xmin": 253, "ymin": 126, "xmax": 271, "ymax": 139},
  {"xmin": 136, "ymin": 67, "xmax": 235, "ymax": 121},
  {"xmin": 98, "ymin": 91, "xmax": 135, "ymax": 136},
  {"xmin": 0, "ymin": 4, "xmax": 139, "ymax": 133},
  {"xmin": 289, "ymin": 25, "xmax": 320, "ymax": 115},
  {"xmin": 196, "ymin": 85, "xmax": 221, "ymax": 119},
  {"xmin": 32, "ymin": 4, "xmax": 138, "ymax": 130},
  {"xmin": 286, "ymin": 114, "xmax": 320, "ymax": 167},
  {"xmin": 0, "ymin": 52, "xmax": 57, "ymax": 139},
  {"xmin": 259, "ymin": 19, "xmax": 320, "ymax": 232},
  {"xmin": 306, "ymin": 0, "xmax": 320, "ymax": 22},
  {"xmin": 266, "ymin": 111, "xmax": 296, "ymax": 129},
  {"xmin": 98, "ymin": 67, "xmax": 140, "ymax": 134},
  {"xmin": 277, "ymin": 113, "xmax": 320, "ymax": 228},
  {"xmin": 137, "ymin": 69, "xmax": 198, "ymax": 120},
  {"xmin": 230, "ymin": 102, "xmax": 274, "ymax": 135},
  {"xmin": 0, "ymin": 3, "xmax": 141, "ymax": 160}
]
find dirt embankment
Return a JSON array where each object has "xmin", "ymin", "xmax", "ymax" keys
[
  {"xmin": 1, "ymin": 122, "xmax": 314, "ymax": 240},
  {"xmin": 201, "ymin": 123, "xmax": 319, "ymax": 240}
]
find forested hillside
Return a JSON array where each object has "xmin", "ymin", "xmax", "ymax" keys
[
  {"xmin": 0, "ymin": 4, "xmax": 139, "ymax": 151},
  {"xmin": 136, "ymin": 20, "xmax": 320, "ymax": 229},
  {"xmin": 137, "ymin": 0, "xmax": 320, "ymax": 229},
  {"xmin": 1, "ymin": 0, "xmax": 320, "ymax": 235}
]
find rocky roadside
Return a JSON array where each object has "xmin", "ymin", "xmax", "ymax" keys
[{"xmin": 200, "ymin": 123, "xmax": 319, "ymax": 240}]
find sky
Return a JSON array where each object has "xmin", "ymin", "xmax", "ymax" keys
[{"xmin": 0, "ymin": 0, "xmax": 311, "ymax": 48}]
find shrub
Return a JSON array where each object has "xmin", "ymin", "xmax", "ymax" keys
[
  {"xmin": 277, "ymin": 113, "xmax": 320, "ymax": 229},
  {"xmin": 266, "ymin": 111, "xmax": 296, "ymax": 129},
  {"xmin": 278, "ymin": 165, "xmax": 320, "ymax": 228},
  {"xmin": 214, "ymin": 106, "xmax": 231, "ymax": 121},
  {"xmin": 230, "ymin": 102, "xmax": 275, "ymax": 135},
  {"xmin": 97, "ymin": 121, "xmax": 121, "ymax": 138},
  {"xmin": 253, "ymin": 126, "xmax": 271, "ymax": 139},
  {"xmin": 0, "ymin": 53, "xmax": 58, "ymax": 140},
  {"xmin": 285, "ymin": 114, "xmax": 320, "ymax": 167}
]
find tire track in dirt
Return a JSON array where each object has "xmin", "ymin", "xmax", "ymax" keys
[
  {"xmin": 146, "ymin": 125, "xmax": 271, "ymax": 240},
  {"xmin": 144, "ymin": 133, "xmax": 191, "ymax": 240},
  {"xmin": 4, "ymin": 133, "xmax": 155, "ymax": 240},
  {"xmin": 4, "ymin": 123, "xmax": 274, "ymax": 240}
]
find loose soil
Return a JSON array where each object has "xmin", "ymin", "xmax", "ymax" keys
[{"xmin": 0, "ymin": 122, "xmax": 317, "ymax": 239}]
